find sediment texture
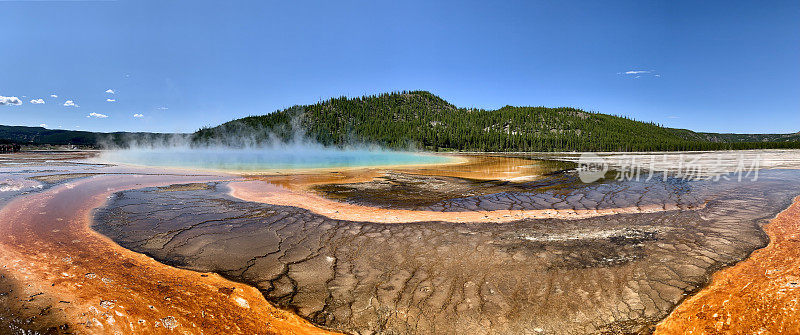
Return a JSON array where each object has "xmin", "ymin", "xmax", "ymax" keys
[
  {"xmin": 93, "ymin": 171, "xmax": 800, "ymax": 334},
  {"xmin": 655, "ymin": 195, "xmax": 800, "ymax": 334},
  {"xmin": 0, "ymin": 269, "xmax": 72, "ymax": 334},
  {"xmin": 313, "ymin": 172, "xmax": 707, "ymax": 211}
]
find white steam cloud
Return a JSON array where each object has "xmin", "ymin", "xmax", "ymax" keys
[
  {"xmin": 91, "ymin": 109, "xmax": 444, "ymax": 175},
  {"xmin": 94, "ymin": 111, "xmax": 418, "ymax": 153}
]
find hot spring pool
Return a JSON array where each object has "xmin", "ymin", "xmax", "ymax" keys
[{"xmin": 97, "ymin": 148, "xmax": 455, "ymax": 171}]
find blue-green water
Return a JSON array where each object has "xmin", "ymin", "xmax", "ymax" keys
[{"xmin": 98, "ymin": 148, "xmax": 453, "ymax": 171}]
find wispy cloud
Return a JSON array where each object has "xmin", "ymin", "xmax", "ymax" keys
[
  {"xmin": 63, "ymin": 100, "xmax": 78, "ymax": 107},
  {"xmin": 156, "ymin": 106, "xmax": 168, "ymax": 110},
  {"xmin": 30, "ymin": 98, "xmax": 45, "ymax": 104},
  {"xmin": 39, "ymin": 123, "xmax": 48, "ymax": 128},
  {"xmin": 87, "ymin": 112, "xmax": 108, "ymax": 118},
  {"xmin": 619, "ymin": 70, "xmax": 661, "ymax": 79},
  {"xmin": 50, "ymin": 94, "xmax": 58, "ymax": 98},
  {"xmin": 0, "ymin": 96, "xmax": 22, "ymax": 106},
  {"xmin": 106, "ymin": 98, "xmax": 116, "ymax": 102},
  {"xmin": 667, "ymin": 115, "xmax": 680, "ymax": 119},
  {"xmin": 105, "ymin": 89, "xmax": 115, "ymax": 94},
  {"xmin": 133, "ymin": 113, "xmax": 144, "ymax": 118}
]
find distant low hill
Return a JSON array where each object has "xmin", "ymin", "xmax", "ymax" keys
[
  {"xmin": 0, "ymin": 125, "xmax": 176, "ymax": 148},
  {"xmin": 193, "ymin": 91, "xmax": 800, "ymax": 152},
  {"xmin": 692, "ymin": 132, "xmax": 800, "ymax": 143}
]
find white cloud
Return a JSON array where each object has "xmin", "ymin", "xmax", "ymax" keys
[
  {"xmin": 106, "ymin": 98, "xmax": 116, "ymax": 102},
  {"xmin": 50, "ymin": 94, "xmax": 58, "ymax": 98},
  {"xmin": 133, "ymin": 113, "xmax": 144, "ymax": 118},
  {"xmin": 156, "ymin": 106, "xmax": 168, "ymax": 110},
  {"xmin": 105, "ymin": 89, "xmax": 115, "ymax": 94},
  {"xmin": 30, "ymin": 98, "xmax": 45, "ymax": 104},
  {"xmin": 39, "ymin": 123, "xmax": 48, "ymax": 128},
  {"xmin": 87, "ymin": 112, "xmax": 108, "ymax": 118},
  {"xmin": 0, "ymin": 96, "xmax": 22, "ymax": 106},
  {"xmin": 63, "ymin": 100, "xmax": 78, "ymax": 107},
  {"xmin": 620, "ymin": 70, "xmax": 661, "ymax": 79}
]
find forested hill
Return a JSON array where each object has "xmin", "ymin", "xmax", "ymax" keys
[{"xmin": 193, "ymin": 91, "xmax": 800, "ymax": 152}]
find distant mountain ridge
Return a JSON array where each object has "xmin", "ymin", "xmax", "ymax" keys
[
  {"xmin": 0, "ymin": 125, "xmax": 176, "ymax": 147},
  {"xmin": 692, "ymin": 132, "xmax": 800, "ymax": 143},
  {"xmin": 193, "ymin": 90, "xmax": 800, "ymax": 152}
]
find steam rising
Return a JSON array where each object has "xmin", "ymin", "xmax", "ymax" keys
[{"xmin": 95, "ymin": 115, "xmax": 449, "ymax": 171}]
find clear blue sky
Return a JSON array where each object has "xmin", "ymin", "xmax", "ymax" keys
[{"xmin": 1, "ymin": 0, "xmax": 798, "ymax": 134}]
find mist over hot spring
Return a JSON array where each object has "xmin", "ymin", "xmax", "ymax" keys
[{"xmin": 94, "ymin": 118, "xmax": 452, "ymax": 171}]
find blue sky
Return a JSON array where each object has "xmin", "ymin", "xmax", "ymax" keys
[{"xmin": 1, "ymin": 0, "xmax": 798, "ymax": 133}]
